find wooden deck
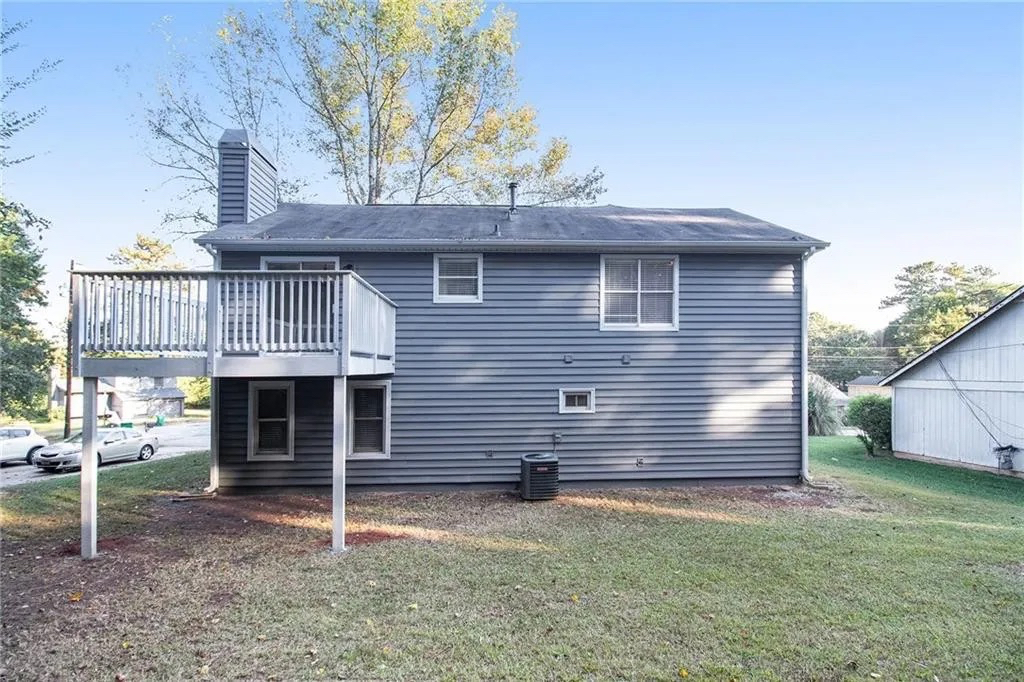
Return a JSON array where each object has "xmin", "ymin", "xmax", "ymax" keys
[{"xmin": 71, "ymin": 270, "xmax": 397, "ymax": 378}]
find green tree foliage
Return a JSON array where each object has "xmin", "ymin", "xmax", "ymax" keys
[
  {"xmin": 0, "ymin": 198, "xmax": 53, "ymax": 418},
  {"xmin": 882, "ymin": 262, "xmax": 1017, "ymax": 363},
  {"xmin": 808, "ymin": 312, "xmax": 890, "ymax": 387},
  {"xmin": 846, "ymin": 395, "xmax": 892, "ymax": 456},
  {"xmin": 276, "ymin": 0, "xmax": 604, "ymax": 205},
  {"xmin": 109, "ymin": 234, "xmax": 184, "ymax": 269},
  {"xmin": 0, "ymin": 22, "xmax": 58, "ymax": 419},
  {"xmin": 807, "ymin": 373, "xmax": 842, "ymax": 436},
  {"xmin": 181, "ymin": 377, "xmax": 211, "ymax": 409}
]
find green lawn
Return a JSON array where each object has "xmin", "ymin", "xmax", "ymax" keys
[{"xmin": 1, "ymin": 438, "xmax": 1022, "ymax": 681}]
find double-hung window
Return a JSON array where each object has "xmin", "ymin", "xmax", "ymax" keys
[
  {"xmin": 349, "ymin": 380, "xmax": 391, "ymax": 459},
  {"xmin": 434, "ymin": 254, "xmax": 483, "ymax": 303},
  {"xmin": 600, "ymin": 256, "xmax": 678, "ymax": 330},
  {"xmin": 248, "ymin": 381, "xmax": 294, "ymax": 461}
]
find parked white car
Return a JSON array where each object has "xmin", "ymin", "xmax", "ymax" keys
[
  {"xmin": 33, "ymin": 428, "xmax": 159, "ymax": 473},
  {"xmin": 0, "ymin": 426, "xmax": 50, "ymax": 465}
]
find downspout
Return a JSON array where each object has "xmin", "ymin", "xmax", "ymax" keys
[
  {"xmin": 204, "ymin": 248, "xmax": 221, "ymax": 493},
  {"xmin": 800, "ymin": 246, "xmax": 820, "ymax": 483}
]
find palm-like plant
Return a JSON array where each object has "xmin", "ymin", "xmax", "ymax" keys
[{"xmin": 807, "ymin": 374, "xmax": 843, "ymax": 436}]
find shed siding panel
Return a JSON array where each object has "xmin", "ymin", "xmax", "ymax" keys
[
  {"xmin": 890, "ymin": 299, "xmax": 1023, "ymax": 472},
  {"xmin": 218, "ymin": 251, "xmax": 804, "ymax": 487}
]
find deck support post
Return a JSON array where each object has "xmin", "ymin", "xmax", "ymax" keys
[
  {"xmin": 332, "ymin": 375, "xmax": 348, "ymax": 553},
  {"xmin": 81, "ymin": 376, "xmax": 98, "ymax": 559}
]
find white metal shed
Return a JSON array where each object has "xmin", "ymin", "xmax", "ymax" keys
[{"xmin": 880, "ymin": 287, "xmax": 1023, "ymax": 475}]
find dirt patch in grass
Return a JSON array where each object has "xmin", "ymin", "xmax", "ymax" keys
[
  {"xmin": 1003, "ymin": 562, "xmax": 1024, "ymax": 579},
  {"xmin": 57, "ymin": 535, "xmax": 145, "ymax": 556},
  {"xmin": 719, "ymin": 484, "xmax": 839, "ymax": 508},
  {"xmin": 313, "ymin": 529, "xmax": 408, "ymax": 548},
  {"xmin": 564, "ymin": 482, "xmax": 844, "ymax": 512}
]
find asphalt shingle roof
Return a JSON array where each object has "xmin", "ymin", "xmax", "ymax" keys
[
  {"xmin": 196, "ymin": 203, "xmax": 827, "ymax": 251},
  {"xmin": 848, "ymin": 375, "xmax": 885, "ymax": 386}
]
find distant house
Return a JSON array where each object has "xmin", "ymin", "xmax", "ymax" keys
[
  {"xmin": 107, "ymin": 377, "xmax": 186, "ymax": 419},
  {"xmin": 880, "ymin": 286, "xmax": 1023, "ymax": 476},
  {"xmin": 52, "ymin": 377, "xmax": 185, "ymax": 421},
  {"xmin": 847, "ymin": 375, "xmax": 891, "ymax": 399},
  {"xmin": 51, "ymin": 377, "xmax": 118, "ymax": 422}
]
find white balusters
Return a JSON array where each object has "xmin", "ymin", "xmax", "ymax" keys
[{"xmin": 74, "ymin": 270, "xmax": 396, "ymax": 373}]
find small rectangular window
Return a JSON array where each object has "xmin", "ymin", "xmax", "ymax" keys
[
  {"xmin": 349, "ymin": 380, "xmax": 391, "ymax": 458},
  {"xmin": 600, "ymin": 255, "xmax": 678, "ymax": 330},
  {"xmin": 248, "ymin": 381, "xmax": 294, "ymax": 461},
  {"xmin": 434, "ymin": 254, "xmax": 483, "ymax": 303},
  {"xmin": 559, "ymin": 388, "xmax": 596, "ymax": 414}
]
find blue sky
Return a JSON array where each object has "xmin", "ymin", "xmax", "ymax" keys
[{"xmin": 4, "ymin": 1, "xmax": 1022, "ymax": 335}]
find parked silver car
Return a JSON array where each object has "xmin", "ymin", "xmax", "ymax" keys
[
  {"xmin": 33, "ymin": 428, "xmax": 159, "ymax": 473},
  {"xmin": 0, "ymin": 426, "xmax": 50, "ymax": 465}
]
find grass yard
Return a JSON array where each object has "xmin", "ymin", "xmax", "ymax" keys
[{"xmin": 1, "ymin": 438, "xmax": 1022, "ymax": 681}]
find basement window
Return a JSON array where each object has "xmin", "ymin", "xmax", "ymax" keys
[
  {"xmin": 349, "ymin": 380, "xmax": 391, "ymax": 459},
  {"xmin": 434, "ymin": 254, "xmax": 483, "ymax": 303},
  {"xmin": 248, "ymin": 381, "xmax": 294, "ymax": 461},
  {"xmin": 600, "ymin": 255, "xmax": 678, "ymax": 330},
  {"xmin": 559, "ymin": 388, "xmax": 596, "ymax": 414}
]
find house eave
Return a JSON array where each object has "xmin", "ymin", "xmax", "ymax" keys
[{"xmin": 195, "ymin": 237, "xmax": 830, "ymax": 255}]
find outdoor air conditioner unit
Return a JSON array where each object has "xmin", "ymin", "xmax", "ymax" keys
[{"xmin": 520, "ymin": 452, "xmax": 559, "ymax": 500}]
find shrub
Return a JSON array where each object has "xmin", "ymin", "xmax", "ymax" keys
[
  {"xmin": 807, "ymin": 374, "xmax": 843, "ymax": 436},
  {"xmin": 846, "ymin": 395, "xmax": 892, "ymax": 455},
  {"xmin": 181, "ymin": 377, "xmax": 211, "ymax": 409}
]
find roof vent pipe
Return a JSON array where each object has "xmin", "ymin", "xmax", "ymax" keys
[{"xmin": 508, "ymin": 181, "xmax": 518, "ymax": 218}]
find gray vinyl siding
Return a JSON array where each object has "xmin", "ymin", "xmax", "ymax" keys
[
  {"xmin": 218, "ymin": 377, "xmax": 334, "ymax": 487},
  {"xmin": 217, "ymin": 147, "xmax": 277, "ymax": 226},
  {"xmin": 217, "ymin": 251, "xmax": 803, "ymax": 488}
]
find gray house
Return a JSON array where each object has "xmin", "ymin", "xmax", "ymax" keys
[{"xmin": 68, "ymin": 130, "xmax": 828, "ymax": 557}]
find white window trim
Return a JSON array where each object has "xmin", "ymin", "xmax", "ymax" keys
[
  {"xmin": 259, "ymin": 256, "xmax": 341, "ymax": 270},
  {"xmin": 348, "ymin": 379, "xmax": 392, "ymax": 459},
  {"xmin": 559, "ymin": 387, "xmax": 596, "ymax": 414},
  {"xmin": 433, "ymin": 253, "xmax": 484, "ymax": 304},
  {"xmin": 599, "ymin": 254, "xmax": 679, "ymax": 331},
  {"xmin": 247, "ymin": 380, "xmax": 295, "ymax": 462}
]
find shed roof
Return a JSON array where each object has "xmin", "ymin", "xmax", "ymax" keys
[
  {"xmin": 131, "ymin": 387, "xmax": 187, "ymax": 400},
  {"xmin": 196, "ymin": 203, "xmax": 828, "ymax": 253},
  {"xmin": 848, "ymin": 375, "xmax": 885, "ymax": 386},
  {"xmin": 880, "ymin": 285, "xmax": 1024, "ymax": 386}
]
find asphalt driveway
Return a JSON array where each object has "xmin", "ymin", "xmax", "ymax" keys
[{"xmin": 0, "ymin": 420, "xmax": 210, "ymax": 489}]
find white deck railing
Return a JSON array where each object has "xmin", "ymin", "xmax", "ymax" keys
[{"xmin": 72, "ymin": 270, "xmax": 396, "ymax": 376}]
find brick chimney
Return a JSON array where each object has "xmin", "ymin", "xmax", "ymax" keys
[{"xmin": 217, "ymin": 129, "xmax": 278, "ymax": 226}]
